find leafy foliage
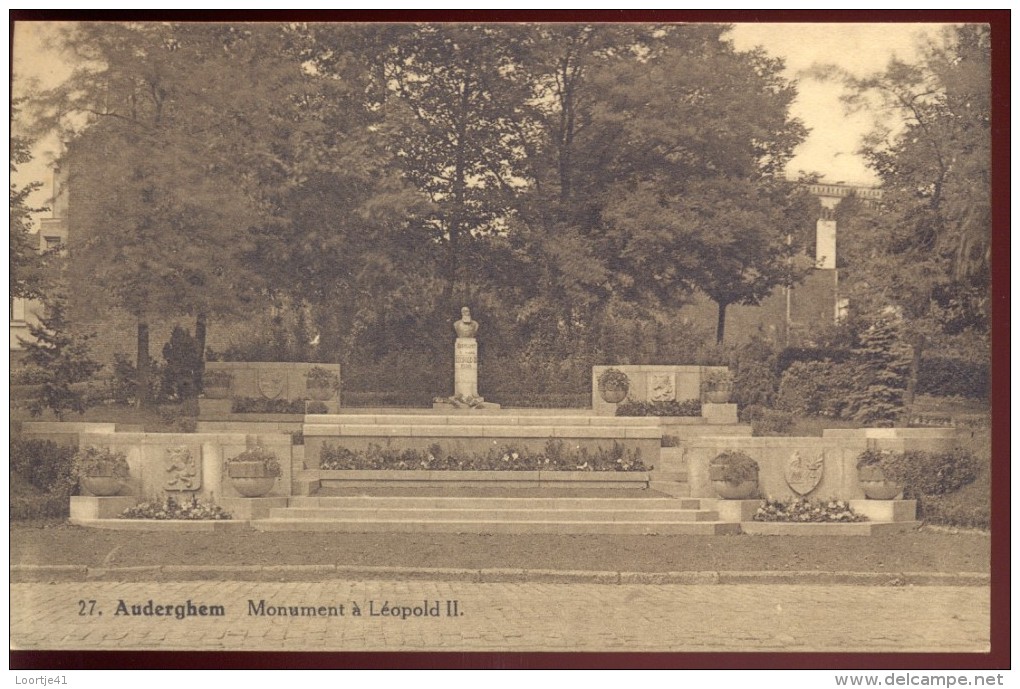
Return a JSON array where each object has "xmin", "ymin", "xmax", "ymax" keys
[
  {"xmin": 226, "ymin": 446, "xmax": 282, "ymax": 477},
  {"xmin": 161, "ymin": 326, "xmax": 202, "ymax": 401},
  {"xmin": 20, "ymin": 294, "xmax": 103, "ymax": 420},
  {"xmin": 320, "ymin": 440, "xmax": 648, "ymax": 472},
  {"xmin": 709, "ymin": 451, "xmax": 760, "ymax": 483},
  {"xmin": 9, "ymin": 437, "xmax": 76, "ymax": 493}
]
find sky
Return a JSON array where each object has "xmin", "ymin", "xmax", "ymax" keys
[{"xmin": 11, "ymin": 21, "xmax": 950, "ymax": 215}]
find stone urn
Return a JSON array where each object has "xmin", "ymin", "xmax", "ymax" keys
[
  {"xmin": 81, "ymin": 475, "xmax": 125, "ymax": 497},
  {"xmin": 597, "ymin": 368, "xmax": 630, "ymax": 404},
  {"xmin": 226, "ymin": 448, "xmax": 281, "ymax": 498},
  {"xmin": 857, "ymin": 465, "xmax": 903, "ymax": 500},
  {"xmin": 74, "ymin": 446, "xmax": 130, "ymax": 497},
  {"xmin": 203, "ymin": 371, "xmax": 233, "ymax": 400},
  {"xmin": 709, "ymin": 451, "xmax": 759, "ymax": 500}
]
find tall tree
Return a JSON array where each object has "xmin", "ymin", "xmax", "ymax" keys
[
  {"xmin": 370, "ymin": 24, "xmax": 538, "ymax": 308},
  {"xmin": 35, "ymin": 23, "xmax": 303, "ymax": 404},
  {"xmin": 830, "ymin": 24, "xmax": 991, "ymax": 407},
  {"xmin": 585, "ymin": 28, "xmax": 811, "ymax": 342},
  {"xmin": 10, "ymin": 104, "xmax": 49, "ymax": 303}
]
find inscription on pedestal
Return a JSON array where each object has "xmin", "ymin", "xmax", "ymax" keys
[{"xmin": 454, "ymin": 338, "xmax": 479, "ymax": 397}]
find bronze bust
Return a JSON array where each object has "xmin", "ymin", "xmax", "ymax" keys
[{"xmin": 453, "ymin": 306, "xmax": 479, "ymax": 338}]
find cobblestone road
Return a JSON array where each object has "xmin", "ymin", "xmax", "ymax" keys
[{"xmin": 11, "ymin": 581, "xmax": 988, "ymax": 652}]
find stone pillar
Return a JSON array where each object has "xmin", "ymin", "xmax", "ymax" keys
[{"xmin": 454, "ymin": 338, "xmax": 479, "ymax": 398}]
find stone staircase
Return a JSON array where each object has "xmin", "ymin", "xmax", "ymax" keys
[{"xmin": 251, "ymin": 494, "xmax": 738, "ymax": 535}]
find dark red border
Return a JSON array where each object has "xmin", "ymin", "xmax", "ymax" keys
[{"xmin": 9, "ymin": 8, "xmax": 1010, "ymax": 671}]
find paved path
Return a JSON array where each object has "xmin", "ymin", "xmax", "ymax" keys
[{"xmin": 11, "ymin": 581, "xmax": 988, "ymax": 652}]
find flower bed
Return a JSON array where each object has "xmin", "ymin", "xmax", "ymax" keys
[
  {"xmin": 320, "ymin": 439, "xmax": 648, "ymax": 472},
  {"xmin": 120, "ymin": 495, "xmax": 232, "ymax": 520},
  {"xmin": 231, "ymin": 397, "xmax": 307, "ymax": 414},
  {"xmin": 753, "ymin": 497, "xmax": 867, "ymax": 523},
  {"xmin": 616, "ymin": 399, "xmax": 701, "ymax": 417}
]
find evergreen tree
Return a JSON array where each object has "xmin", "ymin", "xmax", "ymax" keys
[
  {"xmin": 20, "ymin": 294, "xmax": 103, "ymax": 420},
  {"xmin": 845, "ymin": 317, "xmax": 912, "ymax": 426}
]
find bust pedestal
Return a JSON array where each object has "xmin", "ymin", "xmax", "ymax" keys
[{"xmin": 454, "ymin": 337, "xmax": 479, "ymax": 398}]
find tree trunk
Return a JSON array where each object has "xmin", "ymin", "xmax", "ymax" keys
[
  {"xmin": 903, "ymin": 334, "xmax": 925, "ymax": 425},
  {"xmin": 715, "ymin": 302, "xmax": 729, "ymax": 345},
  {"xmin": 194, "ymin": 312, "xmax": 208, "ymax": 392},
  {"xmin": 136, "ymin": 321, "xmax": 151, "ymax": 409}
]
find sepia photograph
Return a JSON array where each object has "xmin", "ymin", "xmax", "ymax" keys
[{"xmin": 9, "ymin": 10, "xmax": 1005, "ymax": 670}]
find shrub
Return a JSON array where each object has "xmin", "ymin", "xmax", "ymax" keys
[
  {"xmin": 158, "ymin": 404, "xmax": 197, "ymax": 433},
  {"xmin": 9, "ymin": 438, "xmax": 76, "ymax": 492},
  {"xmin": 917, "ymin": 464, "xmax": 990, "ymax": 529},
  {"xmin": 776, "ymin": 360, "xmax": 856, "ymax": 418},
  {"xmin": 709, "ymin": 451, "xmax": 759, "ymax": 483},
  {"xmin": 777, "ymin": 346, "xmax": 853, "ymax": 372},
  {"xmin": 615, "ymin": 399, "xmax": 701, "ymax": 417},
  {"xmin": 227, "ymin": 446, "xmax": 282, "ymax": 477},
  {"xmin": 121, "ymin": 495, "xmax": 231, "ymax": 520},
  {"xmin": 161, "ymin": 326, "xmax": 202, "ymax": 400},
  {"xmin": 843, "ymin": 318, "xmax": 911, "ymax": 425},
  {"xmin": 231, "ymin": 397, "xmax": 306, "ymax": 414},
  {"xmin": 10, "ymin": 493, "xmax": 70, "ymax": 520},
  {"xmin": 320, "ymin": 439, "xmax": 648, "ymax": 472},
  {"xmin": 111, "ymin": 352, "xmax": 163, "ymax": 406},
  {"xmin": 857, "ymin": 447, "xmax": 981, "ymax": 499},
  {"xmin": 917, "ymin": 357, "xmax": 989, "ymax": 399},
  {"xmin": 740, "ymin": 404, "xmax": 794, "ymax": 436},
  {"xmin": 20, "ymin": 295, "xmax": 103, "ymax": 420},
  {"xmin": 754, "ymin": 497, "xmax": 867, "ymax": 523},
  {"xmin": 732, "ymin": 335, "xmax": 781, "ymax": 409}
]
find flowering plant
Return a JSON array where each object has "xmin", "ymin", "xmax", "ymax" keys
[
  {"xmin": 305, "ymin": 366, "xmax": 339, "ymax": 390},
  {"xmin": 227, "ymin": 446, "xmax": 282, "ymax": 477},
  {"xmin": 121, "ymin": 495, "xmax": 232, "ymax": 520},
  {"xmin": 709, "ymin": 450, "xmax": 759, "ymax": 483},
  {"xmin": 72, "ymin": 446, "xmax": 130, "ymax": 479},
  {"xmin": 753, "ymin": 497, "xmax": 867, "ymax": 523},
  {"xmin": 597, "ymin": 368, "xmax": 630, "ymax": 390}
]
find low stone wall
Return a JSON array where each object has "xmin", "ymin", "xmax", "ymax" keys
[
  {"xmin": 204, "ymin": 362, "xmax": 340, "ymax": 402},
  {"xmin": 591, "ymin": 365, "xmax": 729, "ymax": 416},
  {"xmin": 295, "ymin": 470, "xmax": 650, "ymax": 493},
  {"xmin": 79, "ymin": 431, "xmax": 294, "ymax": 501},
  {"xmin": 683, "ymin": 428, "xmax": 975, "ymax": 501},
  {"xmin": 20, "ymin": 422, "xmax": 117, "ymax": 447}
]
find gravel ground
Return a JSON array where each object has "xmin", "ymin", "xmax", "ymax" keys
[{"xmin": 11, "ymin": 521, "xmax": 989, "ymax": 573}]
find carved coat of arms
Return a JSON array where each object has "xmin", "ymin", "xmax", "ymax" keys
[
  {"xmin": 164, "ymin": 446, "xmax": 201, "ymax": 491},
  {"xmin": 257, "ymin": 370, "xmax": 286, "ymax": 399},
  {"xmin": 784, "ymin": 451, "xmax": 824, "ymax": 495},
  {"xmin": 648, "ymin": 373, "xmax": 676, "ymax": 402}
]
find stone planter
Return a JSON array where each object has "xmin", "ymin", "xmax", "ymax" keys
[
  {"xmin": 227, "ymin": 461, "xmax": 278, "ymax": 497},
  {"xmin": 204, "ymin": 385, "xmax": 231, "ymax": 400},
  {"xmin": 711, "ymin": 479, "xmax": 758, "ymax": 500},
  {"xmin": 306, "ymin": 386, "xmax": 333, "ymax": 401},
  {"xmin": 705, "ymin": 388, "xmax": 731, "ymax": 404},
  {"xmin": 81, "ymin": 475, "xmax": 125, "ymax": 497},
  {"xmin": 857, "ymin": 465, "xmax": 903, "ymax": 500},
  {"xmin": 599, "ymin": 385, "xmax": 628, "ymax": 404}
]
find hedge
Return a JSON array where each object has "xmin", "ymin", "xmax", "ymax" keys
[{"xmin": 917, "ymin": 357, "xmax": 989, "ymax": 400}]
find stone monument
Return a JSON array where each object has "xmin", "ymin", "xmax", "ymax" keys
[
  {"xmin": 434, "ymin": 307, "xmax": 499, "ymax": 409},
  {"xmin": 453, "ymin": 307, "xmax": 480, "ymax": 398}
]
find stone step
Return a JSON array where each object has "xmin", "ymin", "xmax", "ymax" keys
[
  {"xmin": 288, "ymin": 496, "xmax": 704, "ymax": 509},
  {"xmin": 268, "ymin": 507, "xmax": 720, "ymax": 522},
  {"xmin": 252, "ymin": 519, "xmax": 741, "ymax": 535},
  {"xmin": 306, "ymin": 414, "xmax": 668, "ymax": 427}
]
